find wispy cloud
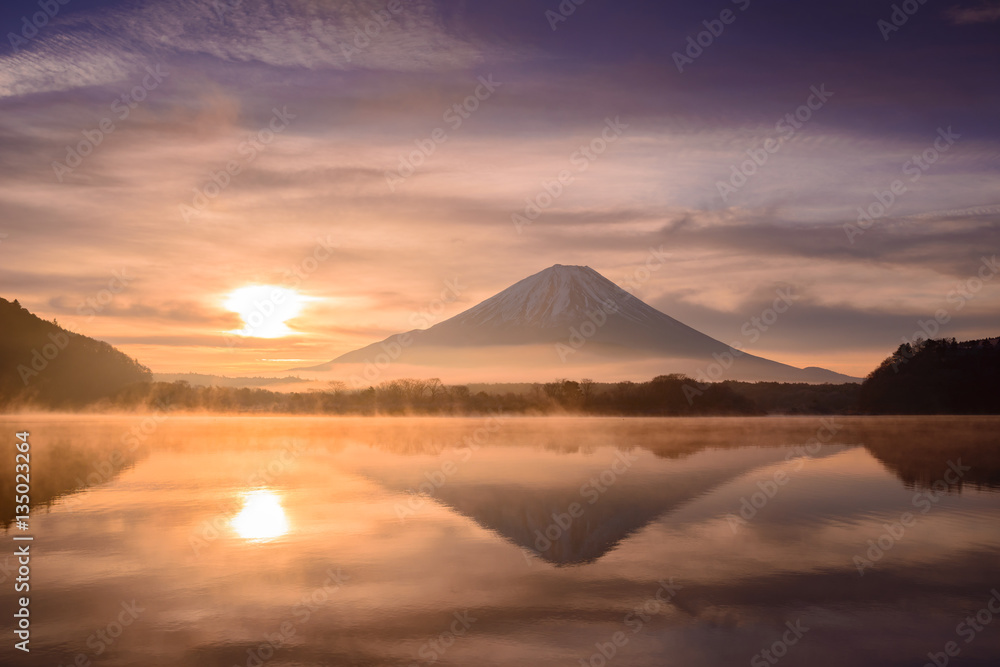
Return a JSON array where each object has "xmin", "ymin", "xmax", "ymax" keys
[
  {"xmin": 0, "ymin": 33, "xmax": 145, "ymax": 97},
  {"xmin": 945, "ymin": 3, "xmax": 1000, "ymax": 24},
  {"xmin": 0, "ymin": 0, "xmax": 486, "ymax": 98}
]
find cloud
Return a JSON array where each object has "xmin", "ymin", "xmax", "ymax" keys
[
  {"xmin": 0, "ymin": 0, "xmax": 486, "ymax": 98},
  {"xmin": 45, "ymin": 296, "xmax": 241, "ymax": 327},
  {"xmin": 124, "ymin": 0, "xmax": 486, "ymax": 70},
  {"xmin": 946, "ymin": 3, "xmax": 1000, "ymax": 24},
  {"xmin": 0, "ymin": 33, "xmax": 147, "ymax": 97}
]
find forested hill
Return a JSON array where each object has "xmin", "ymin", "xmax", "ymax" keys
[
  {"xmin": 0, "ymin": 297, "xmax": 151, "ymax": 407},
  {"xmin": 859, "ymin": 337, "xmax": 1000, "ymax": 414}
]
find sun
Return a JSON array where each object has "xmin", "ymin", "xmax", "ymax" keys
[
  {"xmin": 231, "ymin": 489, "xmax": 290, "ymax": 541},
  {"xmin": 224, "ymin": 285, "xmax": 313, "ymax": 338}
]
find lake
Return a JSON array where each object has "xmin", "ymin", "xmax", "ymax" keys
[{"xmin": 1, "ymin": 415, "xmax": 999, "ymax": 666}]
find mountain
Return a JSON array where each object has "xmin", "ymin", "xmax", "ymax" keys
[
  {"xmin": 302, "ymin": 265, "xmax": 858, "ymax": 383},
  {"xmin": 0, "ymin": 297, "xmax": 151, "ymax": 407}
]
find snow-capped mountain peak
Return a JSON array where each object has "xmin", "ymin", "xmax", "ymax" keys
[{"xmin": 447, "ymin": 264, "xmax": 653, "ymax": 328}]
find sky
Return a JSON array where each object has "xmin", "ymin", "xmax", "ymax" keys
[{"xmin": 0, "ymin": 0, "xmax": 998, "ymax": 378}]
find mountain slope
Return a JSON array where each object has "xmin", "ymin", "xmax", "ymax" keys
[
  {"xmin": 302, "ymin": 265, "xmax": 857, "ymax": 383},
  {"xmin": 0, "ymin": 297, "xmax": 151, "ymax": 407}
]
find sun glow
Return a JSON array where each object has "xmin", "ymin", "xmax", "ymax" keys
[
  {"xmin": 231, "ymin": 489, "xmax": 290, "ymax": 541},
  {"xmin": 224, "ymin": 285, "xmax": 312, "ymax": 338}
]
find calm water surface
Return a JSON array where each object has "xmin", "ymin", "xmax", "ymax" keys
[{"xmin": 1, "ymin": 415, "xmax": 999, "ymax": 666}]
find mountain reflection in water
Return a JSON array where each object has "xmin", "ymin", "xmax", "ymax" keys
[{"xmin": 1, "ymin": 415, "xmax": 998, "ymax": 667}]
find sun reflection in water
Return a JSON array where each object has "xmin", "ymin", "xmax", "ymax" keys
[{"xmin": 231, "ymin": 489, "xmax": 289, "ymax": 541}]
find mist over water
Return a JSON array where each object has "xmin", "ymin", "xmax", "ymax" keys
[{"xmin": 2, "ymin": 415, "xmax": 999, "ymax": 666}]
